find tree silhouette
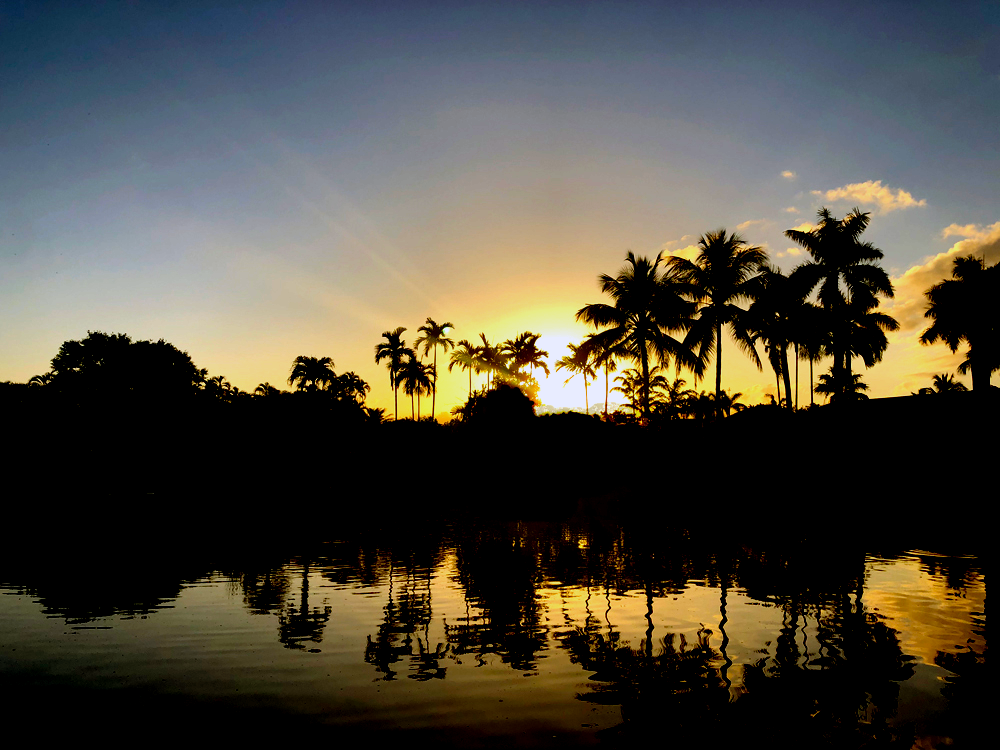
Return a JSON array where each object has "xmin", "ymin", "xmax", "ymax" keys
[
  {"xmin": 414, "ymin": 318, "xmax": 455, "ymax": 421},
  {"xmin": 556, "ymin": 342, "xmax": 597, "ymax": 414},
  {"xmin": 666, "ymin": 229, "xmax": 767, "ymax": 420},
  {"xmin": 287, "ymin": 356, "xmax": 335, "ymax": 392},
  {"xmin": 374, "ymin": 327, "xmax": 414, "ymax": 420},
  {"xmin": 577, "ymin": 252, "xmax": 695, "ymax": 422},
  {"xmin": 920, "ymin": 255, "xmax": 998, "ymax": 391},
  {"xmin": 502, "ymin": 331, "xmax": 550, "ymax": 380},
  {"xmin": 815, "ymin": 366, "xmax": 868, "ymax": 402},
  {"xmin": 786, "ymin": 208, "xmax": 895, "ymax": 398}
]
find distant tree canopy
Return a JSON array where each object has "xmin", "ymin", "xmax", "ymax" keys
[{"xmin": 47, "ymin": 331, "xmax": 202, "ymax": 401}]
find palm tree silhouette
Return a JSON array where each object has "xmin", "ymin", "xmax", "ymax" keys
[
  {"xmin": 920, "ymin": 255, "xmax": 998, "ymax": 391},
  {"xmin": 400, "ymin": 355, "xmax": 433, "ymax": 419},
  {"xmin": 502, "ymin": 331, "xmax": 550, "ymax": 380},
  {"xmin": 666, "ymin": 229, "xmax": 767, "ymax": 420},
  {"xmin": 287, "ymin": 356, "xmax": 335, "ymax": 392},
  {"xmin": 448, "ymin": 339, "xmax": 479, "ymax": 400},
  {"xmin": 414, "ymin": 318, "xmax": 455, "ymax": 422},
  {"xmin": 556, "ymin": 342, "xmax": 597, "ymax": 414},
  {"xmin": 915, "ymin": 373, "xmax": 969, "ymax": 395},
  {"xmin": 577, "ymin": 252, "xmax": 695, "ymax": 422},
  {"xmin": 815, "ymin": 366, "xmax": 869, "ymax": 402},
  {"xmin": 786, "ymin": 208, "xmax": 894, "ymax": 398},
  {"xmin": 583, "ymin": 332, "xmax": 622, "ymax": 419},
  {"xmin": 375, "ymin": 328, "xmax": 414, "ymax": 420},
  {"xmin": 747, "ymin": 264, "xmax": 815, "ymax": 410},
  {"xmin": 474, "ymin": 333, "xmax": 511, "ymax": 389}
]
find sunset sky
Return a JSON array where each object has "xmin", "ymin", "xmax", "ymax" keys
[{"xmin": 3, "ymin": 1, "xmax": 998, "ymax": 416}]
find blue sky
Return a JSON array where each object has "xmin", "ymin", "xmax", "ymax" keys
[{"xmin": 3, "ymin": 1, "xmax": 998, "ymax": 412}]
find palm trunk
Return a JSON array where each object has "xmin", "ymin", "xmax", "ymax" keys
[
  {"xmin": 604, "ymin": 362, "xmax": 609, "ymax": 418},
  {"xmin": 781, "ymin": 343, "xmax": 792, "ymax": 411},
  {"xmin": 640, "ymin": 338, "xmax": 651, "ymax": 423},
  {"xmin": 794, "ymin": 342, "xmax": 799, "ymax": 411},
  {"xmin": 715, "ymin": 321, "xmax": 723, "ymax": 421},
  {"xmin": 431, "ymin": 349, "xmax": 437, "ymax": 421}
]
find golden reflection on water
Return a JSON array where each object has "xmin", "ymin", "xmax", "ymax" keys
[{"xmin": 0, "ymin": 529, "xmax": 986, "ymax": 747}]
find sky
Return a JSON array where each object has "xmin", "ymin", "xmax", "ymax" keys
[{"xmin": 3, "ymin": 0, "xmax": 998, "ymax": 416}]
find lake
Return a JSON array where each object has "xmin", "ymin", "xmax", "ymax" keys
[{"xmin": 0, "ymin": 519, "xmax": 985, "ymax": 747}]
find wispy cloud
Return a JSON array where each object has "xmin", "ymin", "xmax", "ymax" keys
[
  {"xmin": 781, "ymin": 170, "xmax": 796, "ymax": 180},
  {"xmin": 783, "ymin": 206, "xmax": 798, "ymax": 214},
  {"xmin": 736, "ymin": 218, "xmax": 770, "ymax": 232},
  {"xmin": 941, "ymin": 223, "xmax": 989, "ymax": 240},
  {"xmin": 811, "ymin": 180, "xmax": 927, "ymax": 214},
  {"xmin": 775, "ymin": 246, "xmax": 803, "ymax": 259},
  {"xmin": 787, "ymin": 222, "xmax": 815, "ymax": 233}
]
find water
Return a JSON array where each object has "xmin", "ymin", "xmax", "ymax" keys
[{"xmin": 0, "ymin": 522, "xmax": 985, "ymax": 747}]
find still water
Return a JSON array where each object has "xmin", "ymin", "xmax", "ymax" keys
[{"xmin": 0, "ymin": 521, "xmax": 985, "ymax": 747}]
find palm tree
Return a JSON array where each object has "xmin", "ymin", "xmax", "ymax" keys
[
  {"xmin": 577, "ymin": 252, "xmax": 695, "ymax": 422},
  {"xmin": 28, "ymin": 372, "xmax": 54, "ymax": 386},
  {"xmin": 786, "ymin": 208, "xmax": 895, "ymax": 398},
  {"xmin": 254, "ymin": 382, "xmax": 281, "ymax": 397},
  {"xmin": 400, "ymin": 355, "xmax": 433, "ymax": 419},
  {"xmin": 666, "ymin": 229, "xmax": 767, "ymax": 419},
  {"xmin": 556, "ymin": 342, "xmax": 597, "ymax": 414},
  {"xmin": 449, "ymin": 339, "xmax": 479, "ymax": 400},
  {"xmin": 502, "ymin": 332, "xmax": 550, "ymax": 380},
  {"xmin": 287, "ymin": 356, "xmax": 336, "ymax": 392},
  {"xmin": 747, "ymin": 264, "xmax": 816, "ymax": 410},
  {"xmin": 474, "ymin": 333, "xmax": 511, "ymax": 389},
  {"xmin": 414, "ymin": 318, "xmax": 455, "ymax": 421},
  {"xmin": 915, "ymin": 373, "xmax": 969, "ymax": 395},
  {"xmin": 582, "ymin": 332, "xmax": 626, "ymax": 419},
  {"xmin": 815, "ymin": 366, "xmax": 868, "ymax": 403},
  {"xmin": 374, "ymin": 327, "xmax": 414, "ymax": 420},
  {"xmin": 920, "ymin": 255, "xmax": 998, "ymax": 391}
]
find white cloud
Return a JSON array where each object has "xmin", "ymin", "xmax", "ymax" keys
[
  {"xmin": 736, "ymin": 218, "xmax": 770, "ymax": 232},
  {"xmin": 811, "ymin": 180, "xmax": 927, "ymax": 214},
  {"xmin": 661, "ymin": 234, "xmax": 695, "ymax": 251},
  {"xmin": 783, "ymin": 206, "xmax": 798, "ymax": 214},
  {"xmin": 781, "ymin": 170, "xmax": 796, "ymax": 180}
]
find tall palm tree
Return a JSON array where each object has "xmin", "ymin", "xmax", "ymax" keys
[
  {"xmin": 449, "ymin": 339, "xmax": 479, "ymax": 400},
  {"xmin": 556, "ymin": 342, "xmax": 597, "ymax": 414},
  {"xmin": 920, "ymin": 255, "xmax": 998, "ymax": 391},
  {"xmin": 747, "ymin": 264, "xmax": 815, "ymax": 410},
  {"xmin": 414, "ymin": 318, "xmax": 455, "ymax": 421},
  {"xmin": 786, "ymin": 208, "xmax": 895, "ymax": 398},
  {"xmin": 287, "ymin": 355, "xmax": 336, "ymax": 392},
  {"xmin": 374, "ymin": 328, "xmax": 413, "ymax": 420},
  {"xmin": 666, "ymin": 229, "xmax": 767, "ymax": 419},
  {"xmin": 399, "ymin": 355, "xmax": 433, "ymax": 419},
  {"xmin": 577, "ymin": 252, "xmax": 695, "ymax": 422},
  {"xmin": 583, "ymin": 332, "xmax": 624, "ymax": 419}
]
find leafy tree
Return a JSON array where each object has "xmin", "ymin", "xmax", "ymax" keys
[
  {"xmin": 414, "ymin": 318, "xmax": 455, "ymax": 421},
  {"xmin": 287, "ymin": 356, "xmax": 336, "ymax": 392},
  {"xmin": 374, "ymin": 327, "xmax": 414, "ymax": 420},
  {"xmin": 48, "ymin": 330, "xmax": 202, "ymax": 401},
  {"xmin": 666, "ymin": 229, "xmax": 767, "ymax": 419},
  {"xmin": 920, "ymin": 255, "xmax": 998, "ymax": 391},
  {"xmin": 787, "ymin": 208, "xmax": 895, "ymax": 398},
  {"xmin": 577, "ymin": 252, "xmax": 695, "ymax": 422}
]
